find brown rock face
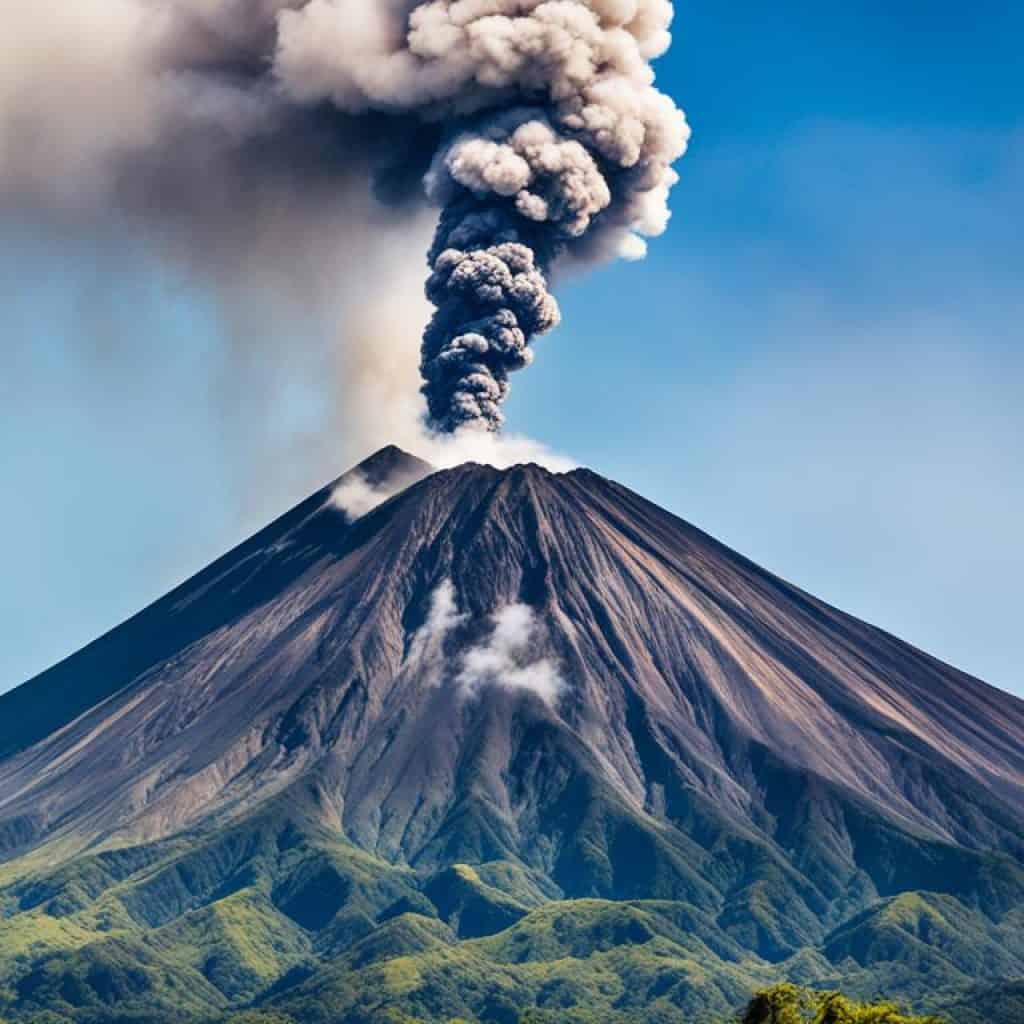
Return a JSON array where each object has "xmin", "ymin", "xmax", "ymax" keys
[{"xmin": 1, "ymin": 446, "xmax": 1022, "ymax": 957}]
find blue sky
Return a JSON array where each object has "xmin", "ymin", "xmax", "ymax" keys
[{"xmin": 2, "ymin": 1, "xmax": 1021, "ymax": 697}]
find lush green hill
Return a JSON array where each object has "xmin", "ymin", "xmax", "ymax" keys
[
  {"xmin": 0, "ymin": 807, "xmax": 1020, "ymax": 1024},
  {"xmin": 933, "ymin": 980, "xmax": 1024, "ymax": 1024}
]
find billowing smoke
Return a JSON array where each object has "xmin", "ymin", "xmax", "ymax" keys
[
  {"xmin": 1, "ymin": 0, "xmax": 688, "ymax": 437},
  {"xmin": 389, "ymin": 1, "xmax": 690, "ymax": 432}
]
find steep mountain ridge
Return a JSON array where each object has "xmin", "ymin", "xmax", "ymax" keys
[
  {"xmin": 1, "ymin": 446, "xmax": 1022, "ymax": 1022},
  {"xmin": 0, "ymin": 445, "xmax": 433, "ymax": 764},
  {"xmin": 2, "ymin": 450, "xmax": 1021, "ymax": 863}
]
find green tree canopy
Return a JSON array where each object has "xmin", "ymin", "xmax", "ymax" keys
[{"xmin": 739, "ymin": 984, "xmax": 945, "ymax": 1024}]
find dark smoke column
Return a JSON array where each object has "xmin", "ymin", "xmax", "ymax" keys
[
  {"xmin": 418, "ymin": 95, "xmax": 639, "ymax": 432},
  {"xmin": 276, "ymin": 0, "xmax": 692, "ymax": 435},
  {"xmin": 396, "ymin": 2, "xmax": 691, "ymax": 434},
  {"xmin": 421, "ymin": 199, "xmax": 561, "ymax": 431},
  {"xmin": 415, "ymin": 93, "xmax": 624, "ymax": 433}
]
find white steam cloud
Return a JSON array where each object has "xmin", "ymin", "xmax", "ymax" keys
[
  {"xmin": 408, "ymin": 578, "xmax": 467, "ymax": 676},
  {"xmin": 407, "ymin": 579, "xmax": 564, "ymax": 706},
  {"xmin": 1, "ymin": 0, "xmax": 688, "ymax": 449},
  {"xmin": 458, "ymin": 602, "xmax": 565, "ymax": 706},
  {"xmin": 330, "ymin": 470, "xmax": 413, "ymax": 520}
]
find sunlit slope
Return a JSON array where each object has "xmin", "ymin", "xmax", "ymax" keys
[{"xmin": 1, "ymin": 446, "xmax": 1022, "ymax": 1021}]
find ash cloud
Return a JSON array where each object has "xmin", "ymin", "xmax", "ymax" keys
[{"xmin": 1, "ymin": 0, "xmax": 689, "ymax": 439}]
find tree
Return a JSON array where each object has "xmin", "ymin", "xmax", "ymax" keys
[
  {"xmin": 740, "ymin": 984, "xmax": 814, "ymax": 1024},
  {"xmin": 738, "ymin": 985, "xmax": 945, "ymax": 1024}
]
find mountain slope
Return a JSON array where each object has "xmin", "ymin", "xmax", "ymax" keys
[
  {"xmin": 0, "ymin": 446, "xmax": 1021, "ymax": 1022},
  {"xmin": 0, "ymin": 445, "xmax": 433, "ymax": 767}
]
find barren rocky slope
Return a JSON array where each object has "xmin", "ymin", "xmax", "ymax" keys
[{"xmin": 1, "ymin": 446, "xmax": 1022, "ymax": 1022}]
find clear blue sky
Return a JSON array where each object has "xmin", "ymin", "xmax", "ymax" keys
[{"xmin": 2, "ymin": 1, "xmax": 1021, "ymax": 696}]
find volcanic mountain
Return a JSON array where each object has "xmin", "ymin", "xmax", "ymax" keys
[{"xmin": 1, "ymin": 447, "xmax": 1022, "ymax": 1024}]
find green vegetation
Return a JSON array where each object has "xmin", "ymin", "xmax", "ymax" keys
[
  {"xmin": 424, "ymin": 865, "xmax": 529, "ymax": 938},
  {"xmin": 0, "ymin": 809, "xmax": 1019, "ymax": 1024},
  {"xmin": 222, "ymin": 1013, "xmax": 298, "ymax": 1024},
  {"xmin": 933, "ymin": 980, "xmax": 1024, "ymax": 1024},
  {"xmin": 737, "ymin": 984, "xmax": 942, "ymax": 1023}
]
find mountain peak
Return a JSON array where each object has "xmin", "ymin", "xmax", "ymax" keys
[
  {"xmin": 330, "ymin": 445, "xmax": 436, "ymax": 520},
  {"xmin": 3, "ymin": 447, "xmax": 1023, "ymax": 899},
  {"xmin": 2, "ymin": 446, "xmax": 1023, "ymax": 1023},
  {"xmin": 347, "ymin": 444, "xmax": 434, "ymax": 487}
]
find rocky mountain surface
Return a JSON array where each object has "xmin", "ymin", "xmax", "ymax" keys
[{"xmin": 1, "ymin": 446, "xmax": 1021, "ymax": 1023}]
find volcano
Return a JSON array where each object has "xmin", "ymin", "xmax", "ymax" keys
[{"xmin": 1, "ymin": 447, "xmax": 1022, "ymax": 1024}]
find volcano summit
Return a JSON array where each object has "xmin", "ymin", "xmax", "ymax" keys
[{"xmin": 0, "ymin": 447, "xmax": 1022, "ymax": 1023}]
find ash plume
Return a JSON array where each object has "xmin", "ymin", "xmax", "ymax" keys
[{"xmin": 1, "ymin": 0, "xmax": 689, "ymax": 437}]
